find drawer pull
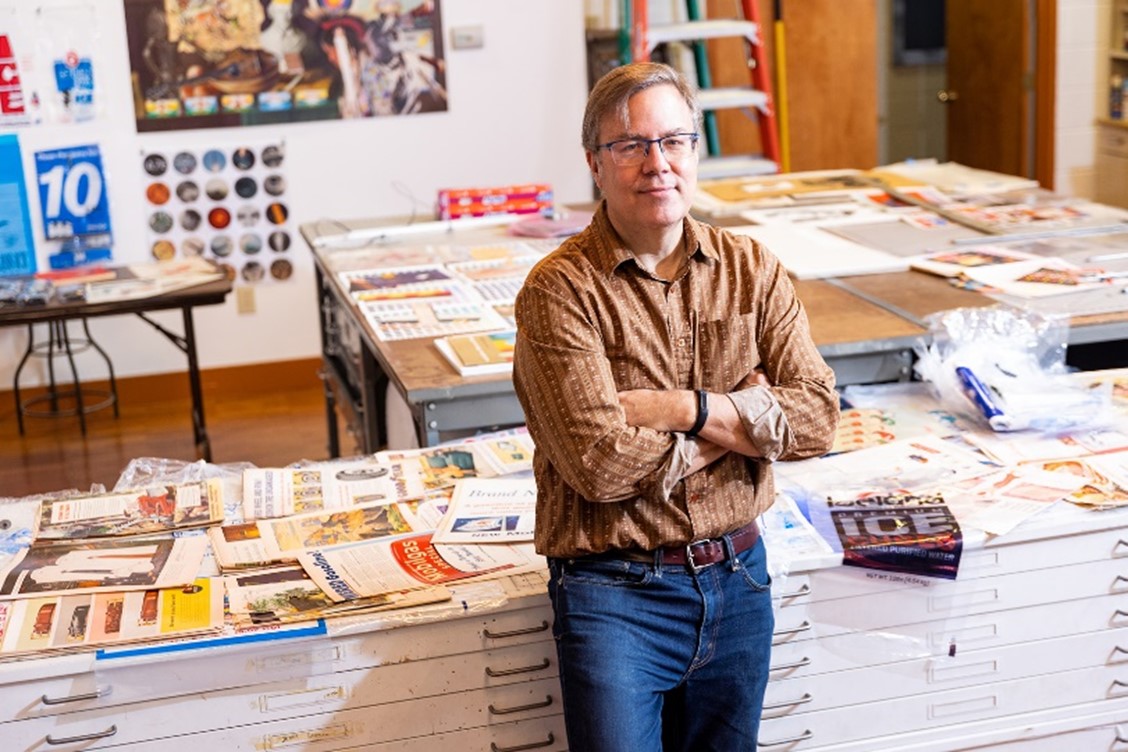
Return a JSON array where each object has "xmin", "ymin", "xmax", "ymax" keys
[
  {"xmin": 486, "ymin": 658, "xmax": 551, "ymax": 677},
  {"xmin": 488, "ymin": 695, "xmax": 554, "ymax": 715},
  {"xmin": 769, "ymin": 656, "xmax": 811, "ymax": 672},
  {"xmin": 1114, "ymin": 540, "xmax": 1128, "ymax": 557},
  {"xmin": 1113, "ymin": 679, "xmax": 1128, "ymax": 692},
  {"xmin": 775, "ymin": 583, "xmax": 811, "ymax": 599},
  {"xmin": 1114, "ymin": 576, "xmax": 1128, "ymax": 590},
  {"xmin": 772, "ymin": 620, "xmax": 812, "ymax": 640},
  {"xmin": 757, "ymin": 729, "xmax": 813, "ymax": 747},
  {"xmin": 46, "ymin": 725, "xmax": 118, "ymax": 745},
  {"xmin": 491, "ymin": 732, "xmax": 556, "ymax": 752},
  {"xmin": 1115, "ymin": 646, "xmax": 1128, "ymax": 659},
  {"xmin": 762, "ymin": 692, "xmax": 813, "ymax": 712},
  {"xmin": 41, "ymin": 687, "xmax": 111, "ymax": 706},
  {"xmin": 484, "ymin": 620, "xmax": 550, "ymax": 640}
]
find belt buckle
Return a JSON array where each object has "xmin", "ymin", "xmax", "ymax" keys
[{"xmin": 685, "ymin": 542, "xmax": 705, "ymax": 573}]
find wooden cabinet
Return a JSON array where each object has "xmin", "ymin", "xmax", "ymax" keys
[{"xmin": 1096, "ymin": 121, "xmax": 1128, "ymax": 209}]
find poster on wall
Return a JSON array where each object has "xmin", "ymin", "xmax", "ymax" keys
[
  {"xmin": 0, "ymin": 32, "xmax": 32, "ymax": 127},
  {"xmin": 140, "ymin": 141, "xmax": 294, "ymax": 286},
  {"xmin": 34, "ymin": 144, "xmax": 113, "ymax": 269},
  {"xmin": 122, "ymin": 0, "xmax": 447, "ymax": 133},
  {"xmin": 0, "ymin": 134, "xmax": 38, "ymax": 276}
]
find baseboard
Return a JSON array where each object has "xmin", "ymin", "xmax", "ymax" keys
[{"xmin": 1, "ymin": 357, "xmax": 324, "ymax": 406}]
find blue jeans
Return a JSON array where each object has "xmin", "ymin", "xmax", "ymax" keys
[{"xmin": 547, "ymin": 537, "xmax": 774, "ymax": 752}]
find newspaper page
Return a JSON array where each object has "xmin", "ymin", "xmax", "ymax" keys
[
  {"xmin": 0, "ymin": 577, "xmax": 223, "ymax": 657},
  {"xmin": 242, "ymin": 458, "xmax": 400, "ymax": 520},
  {"xmin": 209, "ymin": 495, "xmax": 448, "ymax": 571},
  {"xmin": 949, "ymin": 466, "xmax": 1089, "ymax": 536},
  {"xmin": 0, "ymin": 535, "xmax": 208, "ymax": 599},
  {"xmin": 36, "ymin": 480, "xmax": 224, "ymax": 541},
  {"xmin": 378, "ymin": 444, "xmax": 494, "ymax": 497},
  {"xmin": 299, "ymin": 532, "xmax": 542, "ymax": 602},
  {"xmin": 0, "ymin": 497, "xmax": 42, "ymax": 572},
  {"xmin": 431, "ymin": 478, "xmax": 536, "ymax": 544},
  {"xmin": 465, "ymin": 429, "xmax": 536, "ymax": 476}
]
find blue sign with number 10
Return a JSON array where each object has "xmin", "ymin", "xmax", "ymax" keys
[{"xmin": 34, "ymin": 144, "xmax": 111, "ymax": 240}]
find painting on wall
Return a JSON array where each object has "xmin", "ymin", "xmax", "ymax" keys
[{"xmin": 123, "ymin": 0, "xmax": 447, "ymax": 133}]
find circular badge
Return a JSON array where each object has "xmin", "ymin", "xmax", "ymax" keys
[
  {"xmin": 211, "ymin": 235, "xmax": 234, "ymax": 257},
  {"xmin": 146, "ymin": 182, "xmax": 171, "ymax": 205},
  {"xmin": 270, "ymin": 258, "xmax": 293, "ymax": 280},
  {"xmin": 261, "ymin": 145, "xmax": 284, "ymax": 167},
  {"xmin": 182, "ymin": 237, "xmax": 205, "ymax": 257},
  {"xmin": 218, "ymin": 262, "xmax": 237, "ymax": 281},
  {"xmin": 176, "ymin": 180, "xmax": 200, "ymax": 202},
  {"xmin": 208, "ymin": 206, "xmax": 232, "ymax": 229},
  {"xmin": 143, "ymin": 153, "xmax": 168, "ymax": 176},
  {"xmin": 202, "ymin": 149, "xmax": 226, "ymax": 173},
  {"xmin": 205, "ymin": 178, "xmax": 229, "ymax": 200},
  {"xmin": 237, "ymin": 204, "xmax": 261, "ymax": 226},
  {"xmin": 173, "ymin": 152, "xmax": 197, "ymax": 174},
  {"xmin": 234, "ymin": 176, "xmax": 258, "ymax": 198},
  {"xmin": 266, "ymin": 202, "xmax": 289, "ymax": 225},
  {"xmin": 232, "ymin": 147, "xmax": 255, "ymax": 170},
  {"xmin": 151, "ymin": 239, "xmax": 176, "ymax": 260},
  {"xmin": 240, "ymin": 233, "xmax": 263, "ymax": 255},
  {"xmin": 263, "ymin": 174, "xmax": 286, "ymax": 196},
  {"xmin": 180, "ymin": 209, "xmax": 202, "ymax": 231},
  {"xmin": 242, "ymin": 261, "xmax": 265, "ymax": 283},
  {"xmin": 149, "ymin": 211, "xmax": 174, "ymax": 234},
  {"xmin": 268, "ymin": 230, "xmax": 291, "ymax": 252}
]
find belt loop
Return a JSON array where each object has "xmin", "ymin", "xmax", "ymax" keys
[
  {"xmin": 722, "ymin": 532, "xmax": 740, "ymax": 572},
  {"xmin": 654, "ymin": 548, "xmax": 666, "ymax": 576}
]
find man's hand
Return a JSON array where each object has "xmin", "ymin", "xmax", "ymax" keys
[{"xmin": 617, "ymin": 389, "xmax": 694, "ymax": 432}]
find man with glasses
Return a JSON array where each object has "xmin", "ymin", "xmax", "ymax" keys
[{"xmin": 513, "ymin": 62, "xmax": 839, "ymax": 750}]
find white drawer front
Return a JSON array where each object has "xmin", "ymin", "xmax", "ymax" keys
[
  {"xmin": 337, "ymin": 715, "xmax": 567, "ymax": 752},
  {"xmin": 5, "ymin": 643, "xmax": 559, "ymax": 749},
  {"xmin": 773, "ymin": 556, "xmax": 1128, "ymax": 645},
  {"xmin": 765, "ymin": 624, "xmax": 1128, "ymax": 712},
  {"xmin": 770, "ymin": 591, "xmax": 1128, "ymax": 678},
  {"xmin": 758, "ymin": 664, "xmax": 1128, "ymax": 750}
]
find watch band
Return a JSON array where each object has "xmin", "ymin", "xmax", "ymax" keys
[{"xmin": 685, "ymin": 389, "xmax": 709, "ymax": 438}]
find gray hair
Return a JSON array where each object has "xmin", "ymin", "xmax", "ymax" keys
[{"xmin": 581, "ymin": 62, "xmax": 703, "ymax": 153}]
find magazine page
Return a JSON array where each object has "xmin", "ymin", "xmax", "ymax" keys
[
  {"xmin": 0, "ymin": 535, "xmax": 208, "ymax": 599},
  {"xmin": 909, "ymin": 246, "xmax": 1041, "ymax": 278},
  {"xmin": 242, "ymin": 458, "xmax": 399, "ymax": 520},
  {"xmin": 462, "ymin": 430, "xmax": 536, "ymax": 476},
  {"xmin": 299, "ymin": 532, "xmax": 541, "ymax": 602},
  {"xmin": 432, "ymin": 478, "xmax": 536, "ymax": 544},
  {"xmin": 378, "ymin": 443, "xmax": 497, "ymax": 496},
  {"xmin": 434, "ymin": 329, "xmax": 516, "ymax": 377},
  {"xmin": 947, "ymin": 466, "xmax": 1089, "ymax": 536},
  {"xmin": 0, "ymin": 497, "xmax": 42, "ymax": 571},
  {"xmin": 36, "ymin": 480, "xmax": 224, "ymax": 540}
]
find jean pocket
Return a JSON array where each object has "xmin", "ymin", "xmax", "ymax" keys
[
  {"xmin": 735, "ymin": 541, "xmax": 772, "ymax": 593},
  {"xmin": 559, "ymin": 558, "xmax": 655, "ymax": 588}
]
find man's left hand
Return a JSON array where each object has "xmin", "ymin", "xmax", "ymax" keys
[{"xmin": 618, "ymin": 389, "xmax": 694, "ymax": 432}]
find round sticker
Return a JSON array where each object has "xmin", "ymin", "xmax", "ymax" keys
[
  {"xmin": 266, "ymin": 202, "xmax": 289, "ymax": 225},
  {"xmin": 232, "ymin": 147, "xmax": 255, "ymax": 170},
  {"xmin": 180, "ymin": 209, "xmax": 202, "ymax": 231},
  {"xmin": 143, "ymin": 153, "xmax": 168, "ymax": 176},
  {"xmin": 240, "ymin": 233, "xmax": 263, "ymax": 255},
  {"xmin": 151, "ymin": 239, "xmax": 176, "ymax": 260},
  {"xmin": 182, "ymin": 237, "xmax": 205, "ymax": 256},
  {"xmin": 146, "ymin": 182, "xmax": 171, "ymax": 205},
  {"xmin": 269, "ymin": 230, "xmax": 291, "ymax": 252},
  {"xmin": 202, "ymin": 149, "xmax": 226, "ymax": 172},
  {"xmin": 237, "ymin": 204, "xmax": 261, "ymax": 226},
  {"xmin": 242, "ymin": 261, "xmax": 265, "ymax": 283},
  {"xmin": 208, "ymin": 206, "xmax": 232, "ymax": 229},
  {"xmin": 149, "ymin": 211, "xmax": 174, "ymax": 234},
  {"xmin": 270, "ymin": 258, "xmax": 293, "ymax": 280},
  {"xmin": 218, "ymin": 262, "xmax": 237, "ymax": 281},
  {"xmin": 176, "ymin": 181, "xmax": 200, "ymax": 202},
  {"xmin": 173, "ymin": 152, "xmax": 197, "ymax": 174},
  {"xmin": 234, "ymin": 176, "xmax": 258, "ymax": 198},
  {"xmin": 205, "ymin": 178, "xmax": 229, "ymax": 200},
  {"xmin": 211, "ymin": 235, "xmax": 233, "ymax": 257},
  {"xmin": 262, "ymin": 145, "xmax": 284, "ymax": 167},
  {"xmin": 263, "ymin": 174, "xmax": 286, "ymax": 196}
]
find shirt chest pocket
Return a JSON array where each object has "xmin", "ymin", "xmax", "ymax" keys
[{"xmin": 696, "ymin": 314, "xmax": 761, "ymax": 392}]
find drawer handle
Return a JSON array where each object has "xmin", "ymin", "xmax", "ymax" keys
[
  {"xmin": 46, "ymin": 725, "xmax": 118, "ymax": 745},
  {"xmin": 757, "ymin": 729, "xmax": 813, "ymax": 747},
  {"xmin": 770, "ymin": 656, "xmax": 811, "ymax": 672},
  {"xmin": 486, "ymin": 657, "xmax": 551, "ymax": 677},
  {"xmin": 491, "ymin": 732, "xmax": 556, "ymax": 752},
  {"xmin": 1114, "ymin": 576, "xmax": 1128, "ymax": 590},
  {"xmin": 1116, "ymin": 610, "xmax": 1128, "ymax": 621},
  {"xmin": 772, "ymin": 620, "xmax": 812, "ymax": 640},
  {"xmin": 775, "ymin": 583, "xmax": 811, "ymax": 599},
  {"xmin": 762, "ymin": 692, "xmax": 813, "ymax": 712},
  {"xmin": 484, "ymin": 620, "xmax": 550, "ymax": 640},
  {"xmin": 488, "ymin": 695, "xmax": 554, "ymax": 716},
  {"xmin": 41, "ymin": 686, "xmax": 111, "ymax": 706},
  {"xmin": 1113, "ymin": 680, "xmax": 1128, "ymax": 692},
  {"xmin": 1115, "ymin": 540, "xmax": 1128, "ymax": 557},
  {"xmin": 1115, "ymin": 646, "xmax": 1128, "ymax": 659}
]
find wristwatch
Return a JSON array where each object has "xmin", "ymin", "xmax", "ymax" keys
[{"xmin": 685, "ymin": 389, "xmax": 709, "ymax": 438}]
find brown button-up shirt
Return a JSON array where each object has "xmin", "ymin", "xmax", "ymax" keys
[{"xmin": 514, "ymin": 203, "xmax": 839, "ymax": 559}]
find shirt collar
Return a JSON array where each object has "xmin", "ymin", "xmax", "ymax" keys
[{"xmin": 586, "ymin": 200, "xmax": 719, "ymax": 276}]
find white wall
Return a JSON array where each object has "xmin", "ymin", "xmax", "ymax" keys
[
  {"xmin": 0, "ymin": 1, "xmax": 591, "ymax": 388},
  {"xmin": 1054, "ymin": 0, "xmax": 1106, "ymax": 197}
]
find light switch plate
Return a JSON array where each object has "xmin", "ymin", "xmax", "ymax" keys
[{"xmin": 451, "ymin": 25, "xmax": 484, "ymax": 49}]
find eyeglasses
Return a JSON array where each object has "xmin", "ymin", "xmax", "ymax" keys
[{"xmin": 597, "ymin": 133, "xmax": 700, "ymax": 166}]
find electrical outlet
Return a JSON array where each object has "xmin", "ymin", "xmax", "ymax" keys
[
  {"xmin": 236, "ymin": 285, "xmax": 256, "ymax": 314},
  {"xmin": 451, "ymin": 25, "xmax": 484, "ymax": 50}
]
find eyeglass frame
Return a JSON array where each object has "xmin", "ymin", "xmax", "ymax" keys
[{"xmin": 595, "ymin": 132, "xmax": 701, "ymax": 165}]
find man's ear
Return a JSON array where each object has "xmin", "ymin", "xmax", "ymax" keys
[{"xmin": 586, "ymin": 150, "xmax": 602, "ymax": 191}]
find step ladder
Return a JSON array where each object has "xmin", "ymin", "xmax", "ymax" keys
[{"xmin": 626, "ymin": 0, "xmax": 780, "ymax": 180}]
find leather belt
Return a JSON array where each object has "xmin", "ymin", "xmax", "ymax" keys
[{"xmin": 607, "ymin": 521, "xmax": 761, "ymax": 571}]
